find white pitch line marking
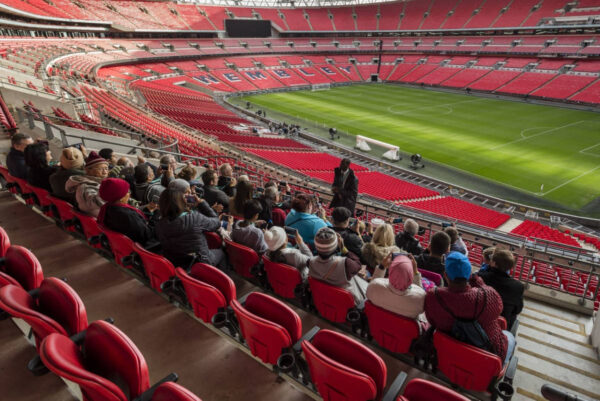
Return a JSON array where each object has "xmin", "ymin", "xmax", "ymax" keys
[
  {"xmin": 490, "ymin": 120, "xmax": 586, "ymax": 150},
  {"xmin": 537, "ymin": 165, "xmax": 600, "ymax": 196},
  {"xmin": 580, "ymin": 142, "xmax": 600, "ymax": 157},
  {"xmin": 386, "ymin": 98, "xmax": 481, "ymax": 115}
]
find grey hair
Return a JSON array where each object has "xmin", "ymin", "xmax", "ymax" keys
[
  {"xmin": 264, "ymin": 185, "xmax": 279, "ymax": 201},
  {"xmin": 404, "ymin": 218, "xmax": 419, "ymax": 236}
]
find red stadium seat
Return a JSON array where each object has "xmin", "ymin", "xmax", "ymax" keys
[
  {"xmin": 225, "ymin": 239, "xmax": 259, "ymax": 278},
  {"xmin": 301, "ymin": 329, "xmax": 387, "ymax": 401},
  {"xmin": 0, "ymin": 278, "xmax": 87, "ymax": 348},
  {"xmin": 40, "ymin": 320, "xmax": 178, "ymax": 401},
  {"xmin": 308, "ymin": 276, "xmax": 356, "ymax": 323},
  {"xmin": 204, "ymin": 231, "xmax": 222, "ymax": 249},
  {"xmin": 397, "ymin": 378, "xmax": 469, "ymax": 401},
  {"xmin": 262, "ymin": 255, "xmax": 302, "ymax": 299},
  {"xmin": 133, "ymin": 243, "xmax": 176, "ymax": 292},
  {"xmin": 12, "ymin": 177, "xmax": 35, "ymax": 205},
  {"xmin": 175, "ymin": 263, "xmax": 236, "ymax": 323},
  {"xmin": 72, "ymin": 210, "xmax": 103, "ymax": 248},
  {"xmin": 364, "ymin": 301, "xmax": 420, "ymax": 354},
  {"xmin": 0, "ymin": 245, "xmax": 44, "ymax": 291},
  {"xmin": 28, "ymin": 186, "xmax": 54, "ymax": 217},
  {"xmin": 153, "ymin": 382, "xmax": 202, "ymax": 401},
  {"xmin": 0, "ymin": 226, "xmax": 10, "ymax": 257},
  {"xmin": 231, "ymin": 292, "xmax": 302, "ymax": 365},
  {"xmin": 47, "ymin": 195, "xmax": 78, "ymax": 231},
  {"xmin": 98, "ymin": 224, "xmax": 136, "ymax": 268}
]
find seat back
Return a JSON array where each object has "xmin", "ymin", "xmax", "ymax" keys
[
  {"xmin": 83, "ymin": 320, "xmax": 150, "ymax": 400},
  {"xmin": 37, "ymin": 277, "xmax": 88, "ymax": 336},
  {"xmin": 175, "ymin": 263, "xmax": 236, "ymax": 323},
  {"xmin": 262, "ymin": 255, "xmax": 302, "ymax": 299},
  {"xmin": 301, "ymin": 329, "xmax": 386, "ymax": 401},
  {"xmin": 153, "ymin": 382, "xmax": 202, "ymax": 401},
  {"xmin": 3, "ymin": 245, "xmax": 44, "ymax": 291},
  {"xmin": 0, "ymin": 226, "xmax": 10, "ymax": 257},
  {"xmin": 0, "ymin": 271, "xmax": 20, "ymax": 288},
  {"xmin": 308, "ymin": 277, "xmax": 355, "ymax": 323},
  {"xmin": 204, "ymin": 231, "xmax": 222, "ymax": 249},
  {"xmin": 48, "ymin": 195, "xmax": 76, "ymax": 223},
  {"xmin": 72, "ymin": 210, "xmax": 103, "ymax": 246},
  {"xmin": 40, "ymin": 333, "xmax": 128, "ymax": 401},
  {"xmin": 364, "ymin": 301, "xmax": 420, "ymax": 354},
  {"xmin": 225, "ymin": 239, "xmax": 259, "ymax": 278},
  {"xmin": 98, "ymin": 224, "xmax": 136, "ymax": 267},
  {"xmin": 419, "ymin": 269, "xmax": 442, "ymax": 286},
  {"xmin": 433, "ymin": 331, "xmax": 503, "ymax": 392},
  {"xmin": 0, "ymin": 168, "xmax": 19, "ymax": 194},
  {"xmin": 231, "ymin": 292, "xmax": 301, "ymax": 365},
  {"xmin": 398, "ymin": 378, "xmax": 469, "ymax": 401},
  {"xmin": 13, "ymin": 177, "xmax": 34, "ymax": 204},
  {"xmin": 133, "ymin": 243, "xmax": 175, "ymax": 292},
  {"xmin": 28, "ymin": 185, "xmax": 53, "ymax": 211}
]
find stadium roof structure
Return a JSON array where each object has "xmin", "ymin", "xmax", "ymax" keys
[{"xmin": 180, "ymin": 0, "xmax": 400, "ymax": 7}]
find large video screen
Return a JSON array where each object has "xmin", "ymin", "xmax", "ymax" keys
[{"xmin": 225, "ymin": 19, "xmax": 271, "ymax": 38}]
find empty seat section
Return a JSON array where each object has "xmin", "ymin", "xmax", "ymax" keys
[
  {"xmin": 330, "ymin": 7, "xmax": 356, "ymax": 31},
  {"xmin": 468, "ymin": 70, "xmax": 521, "ymax": 91},
  {"xmin": 399, "ymin": 0, "xmax": 431, "ymax": 30},
  {"xmin": 355, "ymin": 4, "xmax": 378, "ymax": 30},
  {"xmin": 570, "ymin": 79, "xmax": 600, "ymax": 104},
  {"xmin": 442, "ymin": 69, "xmax": 490, "ymax": 88},
  {"xmin": 497, "ymin": 72, "xmax": 556, "ymax": 95},
  {"xmin": 493, "ymin": 0, "xmax": 537, "ymax": 27},
  {"xmin": 532, "ymin": 75, "xmax": 595, "ymax": 99},
  {"xmin": 242, "ymin": 149, "xmax": 366, "ymax": 172},
  {"xmin": 281, "ymin": 9, "xmax": 310, "ymax": 31},
  {"xmin": 379, "ymin": 2, "xmax": 403, "ymax": 30},
  {"xmin": 416, "ymin": 67, "xmax": 462, "ymax": 85},
  {"xmin": 420, "ymin": 0, "xmax": 456, "ymax": 30},
  {"xmin": 306, "ymin": 9, "xmax": 333, "ymax": 31},
  {"xmin": 466, "ymin": 0, "xmax": 511, "ymax": 28},
  {"xmin": 511, "ymin": 220, "xmax": 580, "ymax": 248},
  {"xmin": 442, "ymin": 0, "xmax": 479, "ymax": 29}
]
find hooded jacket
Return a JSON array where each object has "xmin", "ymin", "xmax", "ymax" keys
[
  {"xmin": 50, "ymin": 168, "xmax": 85, "ymax": 201},
  {"xmin": 65, "ymin": 175, "xmax": 104, "ymax": 217}
]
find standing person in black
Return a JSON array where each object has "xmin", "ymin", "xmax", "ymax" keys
[
  {"xmin": 331, "ymin": 207, "xmax": 364, "ymax": 260},
  {"xmin": 6, "ymin": 134, "xmax": 33, "ymax": 179},
  {"xmin": 478, "ymin": 249, "xmax": 524, "ymax": 329},
  {"xmin": 415, "ymin": 231, "xmax": 451, "ymax": 276},
  {"xmin": 329, "ymin": 158, "xmax": 358, "ymax": 216}
]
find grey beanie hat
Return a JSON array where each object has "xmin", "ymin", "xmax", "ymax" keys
[
  {"xmin": 314, "ymin": 227, "xmax": 338, "ymax": 254},
  {"xmin": 168, "ymin": 178, "xmax": 190, "ymax": 193}
]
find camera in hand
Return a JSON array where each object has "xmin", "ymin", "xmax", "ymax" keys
[
  {"xmin": 284, "ymin": 226, "xmax": 297, "ymax": 236},
  {"xmin": 441, "ymin": 222, "xmax": 452, "ymax": 228},
  {"xmin": 185, "ymin": 195, "xmax": 196, "ymax": 204},
  {"xmin": 193, "ymin": 185, "xmax": 204, "ymax": 198},
  {"xmin": 392, "ymin": 217, "xmax": 403, "ymax": 224},
  {"xmin": 160, "ymin": 164, "xmax": 169, "ymax": 170}
]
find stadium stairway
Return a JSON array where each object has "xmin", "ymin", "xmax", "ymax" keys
[{"xmin": 497, "ymin": 218, "xmax": 525, "ymax": 233}]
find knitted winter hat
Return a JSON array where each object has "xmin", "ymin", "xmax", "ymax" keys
[
  {"xmin": 60, "ymin": 147, "xmax": 84, "ymax": 170},
  {"xmin": 389, "ymin": 254, "xmax": 414, "ymax": 291},
  {"xmin": 445, "ymin": 251, "xmax": 472, "ymax": 280},
  {"xmin": 168, "ymin": 178, "xmax": 190, "ymax": 193},
  {"xmin": 314, "ymin": 227, "xmax": 338, "ymax": 254},
  {"xmin": 264, "ymin": 226, "xmax": 287, "ymax": 251},
  {"xmin": 99, "ymin": 178, "xmax": 130, "ymax": 203},
  {"xmin": 85, "ymin": 151, "xmax": 108, "ymax": 169}
]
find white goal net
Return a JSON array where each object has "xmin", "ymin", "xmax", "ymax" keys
[
  {"xmin": 355, "ymin": 135, "xmax": 400, "ymax": 161},
  {"xmin": 311, "ymin": 83, "xmax": 331, "ymax": 91}
]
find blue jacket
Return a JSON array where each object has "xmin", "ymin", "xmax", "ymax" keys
[{"xmin": 285, "ymin": 209, "xmax": 331, "ymax": 246}]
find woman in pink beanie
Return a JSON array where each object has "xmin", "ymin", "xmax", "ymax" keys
[{"xmin": 366, "ymin": 253, "xmax": 428, "ymax": 329}]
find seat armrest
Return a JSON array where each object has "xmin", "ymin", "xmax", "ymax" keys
[
  {"xmin": 237, "ymin": 291, "xmax": 252, "ymax": 305},
  {"xmin": 69, "ymin": 318, "xmax": 114, "ymax": 345},
  {"xmin": 292, "ymin": 326, "xmax": 320, "ymax": 353},
  {"xmin": 0, "ymin": 257, "xmax": 4, "ymax": 267},
  {"xmin": 132, "ymin": 372, "xmax": 179, "ymax": 401},
  {"xmin": 381, "ymin": 371, "xmax": 407, "ymax": 401},
  {"xmin": 504, "ymin": 355, "xmax": 518, "ymax": 382},
  {"xmin": 510, "ymin": 319, "xmax": 519, "ymax": 337}
]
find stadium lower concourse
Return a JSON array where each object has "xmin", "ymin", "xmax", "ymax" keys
[{"xmin": 0, "ymin": 0, "xmax": 600, "ymax": 400}]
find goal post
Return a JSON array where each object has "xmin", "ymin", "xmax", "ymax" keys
[
  {"xmin": 311, "ymin": 83, "xmax": 331, "ymax": 91},
  {"xmin": 355, "ymin": 135, "xmax": 401, "ymax": 161}
]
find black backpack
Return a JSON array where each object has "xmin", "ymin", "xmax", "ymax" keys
[{"xmin": 434, "ymin": 287, "xmax": 493, "ymax": 352}]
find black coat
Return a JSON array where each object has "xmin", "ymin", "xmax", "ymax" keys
[
  {"xmin": 415, "ymin": 253, "xmax": 445, "ymax": 276},
  {"xmin": 204, "ymin": 185, "xmax": 230, "ymax": 212},
  {"xmin": 6, "ymin": 148, "xmax": 28, "ymax": 179},
  {"xmin": 49, "ymin": 168, "xmax": 84, "ymax": 201},
  {"xmin": 27, "ymin": 165, "xmax": 58, "ymax": 192},
  {"xmin": 479, "ymin": 268, "xmax": 524, "ymax": 329},
  {"xmin": 395, "ymin": 231, "xmax": 423, "ymax": 256},
  {"xmin": 329, "ymin": 167, "xmax": 358, "ymax": 215},
  {"xmin": 103, "ymin": 204, "xmax": 156, "ymax": 248},
  {"xmin": 332, "ymin": 226, "xmax": 363, "ymax": 260}
]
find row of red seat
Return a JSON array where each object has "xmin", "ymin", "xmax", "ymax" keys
[{"xmin": 511, "ymin": 220, "xmax": 581, "ymax": 248}]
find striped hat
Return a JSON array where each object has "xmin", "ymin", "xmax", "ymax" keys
[
  {"xmin": 314, "ymin": 227, "xmax": 338, "ymax": 254},
  {"xmin": 85, "ymin": 151, "xmax": 108, "ymax": 169}
]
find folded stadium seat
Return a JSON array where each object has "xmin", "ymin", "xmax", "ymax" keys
[
  {"xmin": 308, "ymin": 276, "xmax": 358, "ymax": 324},
  {"xmin": 204, "ymin": 231, "xmax": 223, "ymax": 249},
  {"xmin": 433, "ymin": 331, "xmax": 516, "ymax": 398},
  {"xmin": 175, "ymin": 263, "xmax": 236, "ymax": 323},
  {"xmin": 28, "ymin": 186, "xmax": 54, "ymax": 217},
  {"xmin": 224, "ymin": 239, "xmax": 260, "ymax": 279},
  {"xmin": 40, "ymin": 320, "xmax": 179, "ymax": 401},
  {"xmin": 98, "ymin": 224, "xmax": 137, "ymax": 268},
  {"xmin": 71, "ymin": 210, "xmax": 104, "ymax": 249},
  {"xmin": 262, "ymin": 255, "xmax": 303, "ymax": 300},
  {"xmin": 47, "ymin": 195, "xmax": 78, "ymax": 232},
  {"xmin": 0, "ymin": 245, "xmax": 44, "ymax": 291},
  {"xmin": 12, "ymin": 177, "xmax": 36, "ymax": 205},
  {"xmin": 364, "ymin": 301, "xmax": 420, "ymax": 355},
  {"xmin": 0, "ymin": 226, "xmax": 10, "ymax": 257},
  {"xmin": 231, "ymin": 292, "xmax": 302, "ymax": 365},
  {"xmin": 0, "ymin": 166, "xmax": 18, "ymax": 194},
  {"xmin": 153, "ymin": 382, "xmax": 202, "ymax": 401},
  {"xmin": 301, "ymin": 329, "xmax": 406, "ymax": 401},
  {"xmin": 133, "ymin": 243, "xmax": 176, "ymax": 292},
  {"xmin": 397, "ymin": 378, "xmax": 469, "ymax": 401}
]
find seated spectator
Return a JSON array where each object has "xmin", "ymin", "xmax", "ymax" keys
[
  {"xmin": 217, "ymin": 163, "xmax": 237, "ymax": 197},
  {"xmin": 133, "ymin": 164, "xmax": 164, "ymax": 204},
  {"xmin": 25, "ymin": 142, "xmax": 58, "ymax": 191},
  {"xmin": 264, "ymin": 226, "xmax": 312, "ymax": 279},
  {"xmin": 424, "ymin": 252, "xmax": 513, "ymax": 364},
  {"xmin": 229, "ymin": 180, "xmax": 254, "ymax": 218},
  {"xmin": 158, "ymin": 155, "xmax": 178, "ymax": 187},
  {"xmin": 395, "ymin": 218, "xmax": 423, "ymax": 256},
  {"xmin": 6, "ymin": 133, "xmax": 33, "ymax": 179},
  {"xmin": 285, "ymin": 193, "xmax": 331, "ymax": 247},
  {"xmin": 231, "ymin": 199, "xmax": 268, "ymax": 254},
  {"xmin": 362, "ymin": 223, "xmax": 400, "ymax": 271},
  {"xmin": 49, "ymin": 147, "xmax": 85, "ymax": 200},
  {"xmin": 331, "ymin": 207, "xmax": 364, "ymax": 260},
  {"xmin": 65, "ymin": 152, "xmax": 108, "ymax": 217},
  {"xmin": 478, "ymin": 247, "xmax": 496, "ymax": 273},
  {"xmin": 479, "ymin": 249, "xmax": 524, "ymax": 329},
  {"xmin": 258, "ymin": 185, "xmax": 286, "ymax": 226},
  {"xmin": 99, "ymin": 148, "xmax": 117, "ymax": 169},
  {"xmin": 156, "ymin": 179, "xmax": 223, "ymax": 269},
  {"xmin": 201, "ymin": 168, "xmax": 229, "ymax": 213},
  {"xmin": 366, "ymin": 253, "xmax": 427, "ymax": 327},
  {"xmin": 97, "ymin": 178, "xmax": 156, "ymax": 248},
  {"xmin": 177, "ymin": 164, "xmax": 202, "ymax": 187},
  {"xmin": 309, "ymin": 227, "xmax": 366, "ymax": 304},
  {"xmin": 415, "ymin": 231, "xmax": 451, "ymax": 277},
  {"xmin": 445, "ymin": 225, "xmax": 469, "ymax": 256}
]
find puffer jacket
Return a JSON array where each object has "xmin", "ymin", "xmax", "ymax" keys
[
  {"xmin": 65, "ymin": 175, "xmax": 104, "ymax": 217},
  {"xmin": 361, "ymin": 243, "xmax": 400, "ymax": 270}
]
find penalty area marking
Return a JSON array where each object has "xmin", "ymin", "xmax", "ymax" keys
[
  {"xmin": 490, "ymin": 121, "xmax": 586, "ymax": 150},
  {"xmin": 536, "ymin": 164, "xmax": 600, "ymax": 196},
  {"xmin": 386, "ymin": 98, "xmax": 482, "ymax": 116},
  {"xmin": 580, "ymin": 142, "xmax": 600, "ymax": 158}
]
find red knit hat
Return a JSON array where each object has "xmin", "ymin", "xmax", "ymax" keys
[
  {"xmin": 99, "ymin": 178, "xmax": 130, "ymax": 203},
  {"xmin": 85, "ymin": 151, "xmax": 108, "ymax": 169}
]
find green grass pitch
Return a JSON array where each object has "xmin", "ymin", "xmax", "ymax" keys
[{"xmin": 241, "ymin": 84, "xmax": 600, "ymax": 212}]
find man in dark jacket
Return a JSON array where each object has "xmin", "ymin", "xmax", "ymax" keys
[
  {"xmin": 217, "ymin": 163, "xmax": 237, "ymax": 197},
  {"xmin": 395, "ymin": 218, "xmax": 423, "ymax": 256},
  {"xmin": 201, "ymin": 168, "xmax": 229, "ymax": 213},
  {"xmin": 329, "ymin": 158, "xmax": 358, "ymax": 216},
  {"xmin": 6, "ymin": 134, "xmax": 33, "ymax": 179},
  {"xmin": 331, "ymin": 207, "xmax": 364, "ymax": 260},
  {"xmin": 415, "ymin": 231, "xmax": 450, "ymax": 277},
  {"xmin": 479, "ymin": 249, "xmax": 524, "ymax": 329}
]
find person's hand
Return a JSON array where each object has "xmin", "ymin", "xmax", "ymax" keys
[
  {"xmin": 227, "ymin": 215, "xmax": 234, "ymax": 226},
  {"xmin": 79, "ymin": 144, "xmax": 87, "ymax": 158},
  {"xmin": 366, "ymin": 222, "xmax": 374, "ymax": 235},
  {"xmin": 408, "ymin": 253, "xmax": 418, "ymax": 275},
  {"xmin": 147, "ymin": 202, "xmax": 159, "ymax": 212},
  {"xmin": 336, "ymin": 233, "xmax": 344, "ymax": 252},
  {"xmin": 230, "ymin": 177, "xmax": 237, "ymax": 187},
  {"xmin": 212, "ymin": 203, "xmax": 224, "ymax": 213},
  {"xmin": 284, "ymin": 184, "xmax": 291, "ymax": 194},
  {"xmin": 358, "ymin": 265, "xmax": 368, "ymax": 280},
  {"xmin": 295, "ymin": 229, "xmax": 304, "ymax": 244},
  {"xmin": 381, "ymin": 252, "xmax": 393, "ymax": 270},
  {"xmin": 318, "ymin": 206, "xmax": 327, "ymax": 220},
  {"xmin": 255, "ymin": 220, "xmax": 266, "ymax": 229},
  {"xmin": 353, "ymin": 220, "xmax": 361, "ymax": 234},
  {"xmin": 137, "ymin": 155, "xmax": 146, "ymax": 165}
]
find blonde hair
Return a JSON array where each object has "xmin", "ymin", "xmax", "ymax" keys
[{"xmin": 372, "ymin": 223, "xmax": 395, "ymax": 247}]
